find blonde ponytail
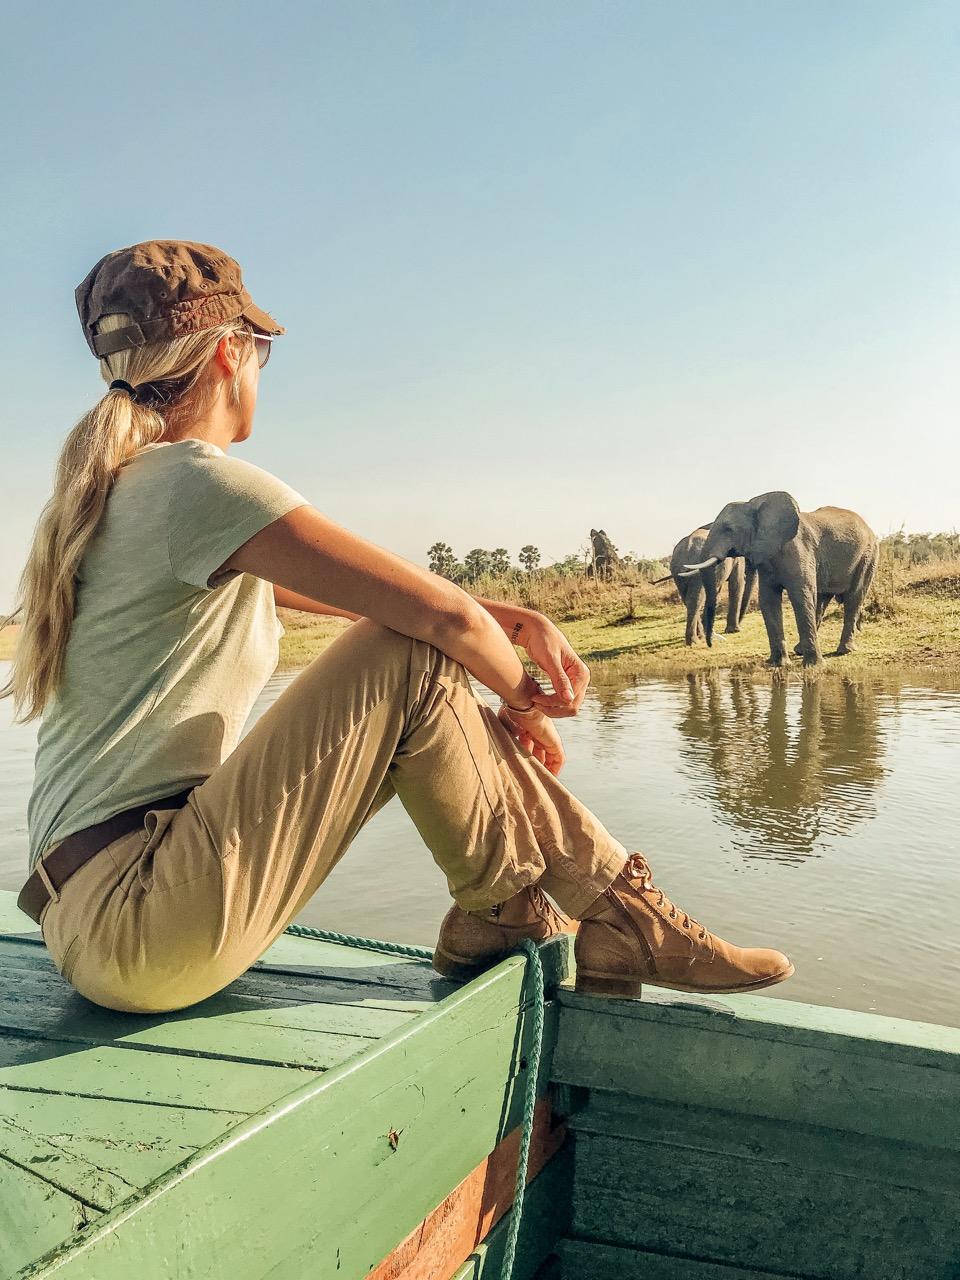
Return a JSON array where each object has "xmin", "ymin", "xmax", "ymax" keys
[{"xmin": 1, "ymin": 313, "xmax": 254, "ymax": 722}]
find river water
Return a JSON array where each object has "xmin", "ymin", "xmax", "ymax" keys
[{"xmin": 2, "ymin": 663, "xmax": 957, "ymax": 1027}]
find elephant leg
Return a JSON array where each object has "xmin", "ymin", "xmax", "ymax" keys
[
  {"xmin": 835, "ymin": 562, "xmax": 874, "ymax": 654},
  {"xmin": 725, "ymin": 560, "xmax": 745, "ymax": 633},
  {"xmin": 684, "ymin": 580, "xmax": 706, "ymax": 646},
  {"xmin": 740, "ymin": 564, "xmax": 758, "ymax": 624},
  {"xmin": 759, "ymin": 578, "xmax": 790, "ymax": 666},
  {"xmin": 835, "ymin": 592, "xmax": 860, "ymax": 653},
  {"xmin": 794, "ymin": 594, "xmax": 833, "ymax": 654},
  {"xmin": 787, "ymin": 582, "xmax": 822, "ymax": 666},
  {"xmin": 702, "ymin": 570, "xmax": 720, "ymax": 647}
]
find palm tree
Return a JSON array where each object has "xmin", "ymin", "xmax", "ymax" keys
[
  {"xmin": 427, "ymin": 542, "xmax": 458, "ymax": 578},
  {"xmin": 489, "ymin": 548, "xmax": 512, "ymax": 576},
  {"xmin": 463, "ymin": 549, "xmax": 492, "ymax": 582},
  {"xmin": 519, "ymin": 545, "xmax": 541, "ymax": 573}
]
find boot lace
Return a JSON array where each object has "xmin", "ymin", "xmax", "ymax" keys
[
  {"xmin": 531, "ymin": 887, "xmax": 571, "ymax": 932},
  {"xmin": 624, "ymin": 854, "xmax": 709, "ymax": 944}
]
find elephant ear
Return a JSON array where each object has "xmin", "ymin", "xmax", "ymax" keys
[{"xmin": 745, "ymin": 492, "xmax": 800, "ymax": 564}]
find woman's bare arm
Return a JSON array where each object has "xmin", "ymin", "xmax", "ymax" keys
[
  {"xmin": 221, "ymin": 506, "xmax": 543, "ymax": 711},
  {"xmin": 273, "ymin": 585, "xmax": 360, "ymax": 620}
]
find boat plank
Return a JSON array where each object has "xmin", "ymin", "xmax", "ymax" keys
[
  {"xmin": 0, "ymin": 1155, "xmax": 97, "ymax": 1280},
  {"xmin": 1, "ymin": 959, "xmax": 416, "ymax": 1037},
  {"xmin": 0, "ymin": 970, "xmax": 386, "ymax": 1072},
  {"xmin": 558, "ymin": 1240, "xmax": 792, "ymax": 1279},
  {"xmin": 19, "ymin": 956, "xmax": 559, "ymax": 1280},
  {"xmin": 0, "ymin": 1115, "xmax": 135, "ymax": 1212},
  {"xmin": 0, "ymin": 892, "xmax": 38, "ymax": 936},
  {"xmin": 0, "ymin": 1086, "xmax": 247, "ymax": 1188},
  {"xmin": 573, "ymin": 1091, "xmax": 960, "ymax": 1196},
  {"xmin": 0, "ymin": 1030, "xmax": 312, "ymax": 1113},
  {"xmin": 554, "ymin": 991, "xmax": 960, "ymax": 1152},
  {"xmin": 559, "ymin": 985, "xmax": 960, "ymax": 1063},
  {"xmin": 571, "ymin": 1128, "xmax": 960, "ymax": 1280}
]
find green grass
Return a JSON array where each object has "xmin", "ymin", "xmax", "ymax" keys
[
  {"xmin": 4, "ymin": 559, "xmax": 958, "ymax": 681},
  {"xmin": 560, "ymin": 590, "xmax": 960, "ymax": 681}
]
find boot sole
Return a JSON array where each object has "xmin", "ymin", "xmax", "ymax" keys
[
  {"xmin": 431, "ymin": 946, "xmax": 494, "ymax": 982},
  {"xmin": 433, "ymin": 929, "xmax": 576, "ymax": 982},
  {"xmin": 575, "ymin": 962, "xmax": 795, "ymax": 1000}
]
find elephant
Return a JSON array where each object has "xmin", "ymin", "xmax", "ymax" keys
[
  {"xmin": 588, "ymin": 528, "xmax": 621, "ymax": 580},
  {"xmin": 684, "ymin": 492, "xmax": 880, "ymax": 666},
  {"xmin": 670, "ymin": 527, "xmax": 756, "ymax": 647}
]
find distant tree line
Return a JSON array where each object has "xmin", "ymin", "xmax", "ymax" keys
[
  {"xmin": 427, "ymin": 543, "xmax": 542, "ymax": 583},
  {"xmin": 882, "ymin": 529, "xmax": 960, "ymax": 566},
  {"xmin": 427, "ymin": 535, "xmax": 669, "ymax": 585}
]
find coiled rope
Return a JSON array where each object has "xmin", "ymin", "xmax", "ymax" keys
[{"xmin": 284, "ymin": 922, "xmax": 544, "ymax": 1280}]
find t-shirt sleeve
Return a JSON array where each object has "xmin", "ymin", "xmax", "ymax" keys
[{"xmin": 167, "ymin": 450, "xmax": 309, "ymax": 590}]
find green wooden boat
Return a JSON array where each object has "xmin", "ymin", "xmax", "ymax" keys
[{"xmin": 1, "ymin": 888, "xmax": 958, "ymax": 1279}]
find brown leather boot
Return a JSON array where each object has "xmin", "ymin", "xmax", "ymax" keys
[
  {"xmin": 575, "ymin": 853, "xmax": 793, "ymax": 998},
  {"xmin": 433, "ymin": 886, "xmax": 576, "ymax": 981}
]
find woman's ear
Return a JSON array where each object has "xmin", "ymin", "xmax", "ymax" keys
[
  {"xmin": 746, "ymin": 491, "xmax": 800, "ymax": 563},
  {"xmin": 214, "ymin": 332, "xmax": 244, "ymax": 377}
]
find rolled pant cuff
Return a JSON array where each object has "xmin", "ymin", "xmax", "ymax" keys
[
  {"xmin": 537, "ymin": 843, "xmax": 629, "ymax": 918},
  {"xmin": 452, "ymin": 862, "xmax": 546, "ymax": 914},
  {"xmin": 450, "ymin": 842, "xmax": 628, "ymax": 919}
]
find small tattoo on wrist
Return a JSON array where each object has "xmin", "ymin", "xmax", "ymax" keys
[{"xmin": 510, "ymin": 621, "xmax": 523, "ymax": 644}]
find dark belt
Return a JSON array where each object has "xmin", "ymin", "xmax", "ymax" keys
[{"xmin": 18, "ymin": 788, "xmax": 195, "ymax": 926}]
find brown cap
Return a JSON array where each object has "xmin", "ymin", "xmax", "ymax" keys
[{"xmin": 75, "ymin": 239, "xmax": 285, "ymax": 359}]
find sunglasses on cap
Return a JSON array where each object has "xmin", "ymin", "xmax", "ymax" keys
[{"xmin": 251, "ymin": 333, "xmax": 274, "ymax": 369}]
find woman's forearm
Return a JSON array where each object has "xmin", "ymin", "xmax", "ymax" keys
[
  {"xmin": 469, "ymin": 594, "xmax": 536, "ymax": 647},
  {"xmin": 436, "ymin": 598, "xmax": 542, "ymax": 709}
]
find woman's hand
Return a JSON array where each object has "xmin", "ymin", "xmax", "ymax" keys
[
  {"xmin": 518, "ymin": 615, "xmax": 590, "ymax": 717},
  {"xmin": 498, "ymin": 704, "xmax": 566, "ymax": 776}
]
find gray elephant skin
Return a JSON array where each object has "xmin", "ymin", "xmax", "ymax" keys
[
  {"xmin": 670, "ymin": 528, "xmax": 756, "ymax": 647},
  {"xmin": 688, "ymin": 492, "xmax": 880, "ymax": 666}
]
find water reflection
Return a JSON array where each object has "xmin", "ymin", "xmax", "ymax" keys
[{"xmin": 677, "ymin": 674, "xmax": 891, "ymax": 863}]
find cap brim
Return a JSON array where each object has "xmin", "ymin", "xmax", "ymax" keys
[{"xmin": 242, "ymin": 301, "xmax": 286, "ymax": 337}]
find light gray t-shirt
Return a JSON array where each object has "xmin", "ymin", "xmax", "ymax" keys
[{"xmin": 27, "ymin": 439, "xmax": 308, "ymax": 869}]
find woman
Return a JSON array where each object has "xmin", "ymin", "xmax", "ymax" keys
[{"xmin": 2, "ymin": 239, "xmax": 792, "ymax": 1014}]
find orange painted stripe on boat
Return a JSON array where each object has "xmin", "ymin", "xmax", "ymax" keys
[{"xmin": 367, "ymin": 1098, "xmax": 566, "ymax": 1280}]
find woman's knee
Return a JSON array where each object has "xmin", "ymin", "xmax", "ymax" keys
[{"xmin": 315, "ymin": 617, "xmax": 465, "ymax": 684}]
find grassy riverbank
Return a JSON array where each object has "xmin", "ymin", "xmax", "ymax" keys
[
  {"xmin": 270, "ymin": 557, "xmax": 960, "ymax": 679},
  {"xmin": 3, "ymin": 559, "xmax": 958, "ymax": 680}
]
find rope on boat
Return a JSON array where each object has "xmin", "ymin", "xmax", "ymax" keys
[{"xmin": 283, "ymin": 922, "xmax": 544, "ymax": 1280}]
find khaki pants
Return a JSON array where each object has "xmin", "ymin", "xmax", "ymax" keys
[{"xmin": 39, "ymin": 621, "xmax": 627, "ymax": 1013}]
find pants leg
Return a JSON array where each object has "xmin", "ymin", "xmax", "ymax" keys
[{"xmin": 54, "ymin": 620, "xmax": 626, "ymax": 1011}]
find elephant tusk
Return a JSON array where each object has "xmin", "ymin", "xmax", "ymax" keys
[
  {"xmin": 675, "ymin": 568, "xmax": 700, "ymax": 578},
  {"xmin": 682, "ymin": 557, "xmax": 720, "ymax": 572},
  {"xmin": 650, "ymin": 574, "xmax": 674, "ymax": 585}
]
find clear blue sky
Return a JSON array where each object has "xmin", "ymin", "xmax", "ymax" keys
[{"xmin": 2, "ymin": 1, "xmax": 957, "ymax": 609}]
